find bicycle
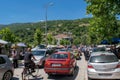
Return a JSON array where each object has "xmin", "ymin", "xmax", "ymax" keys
[{"xmin": 21, "ymin": 62, "xmax": 40, "ymax": 80}]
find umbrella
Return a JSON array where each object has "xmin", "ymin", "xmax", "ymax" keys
[
  {"xmin": 0, "ymin": 39, "xmax": 8, "ymax": 44},
  {"xmin": 17, "ymin": 43, "xmax": 26, "ymax": 47}
]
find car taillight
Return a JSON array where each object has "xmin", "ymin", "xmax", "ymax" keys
[
  {"xmin": 45, "ymin": 61, "xmax": 50, "ymax": 66},
  {"xmin": 45, "ymin": 61, "xmax": 47, "ymax": 65},
  {"xmin": 88, "ymin": 64, "xmax": 94, "ymax": 69},
  {"xmin": 65, "ymin": 62, "xmax": 70, "ymax": 67},
  {"xmin": 63, "ymin": 60, "xmax": 70, "ymax": 67},
  {"xmin": 116, "ymin": 63, "xmax": 120, "ymax": 68}
]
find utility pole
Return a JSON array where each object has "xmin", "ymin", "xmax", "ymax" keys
[{"xmin": 45, "ymin": 2, "xmax": 54, "ymax": 45}]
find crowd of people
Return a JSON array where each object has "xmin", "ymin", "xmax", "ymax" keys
[
  {"xmin": 70, "ymin": 44, "xmax": 120, "ymax": 60},
  {"xmin": 110, "ymin": 45, "xmax": 120, "ymax": 59}
]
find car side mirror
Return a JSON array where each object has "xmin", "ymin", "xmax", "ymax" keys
[{"xmin": 119, "ymin": 60, "xmax": 120, "ymax": 62}]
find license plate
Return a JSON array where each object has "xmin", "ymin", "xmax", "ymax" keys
[
  {"xmin": 52, "ymin": 64, "xmax": 61, "ymax": 67},
  {"xmin": 99, "ymin": 73, "xmax": 112, "ymax": 76}
]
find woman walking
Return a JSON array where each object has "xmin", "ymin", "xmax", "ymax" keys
[{"xmin": 12, "ymin": 49, "xmax": 18, "ymax": 68}]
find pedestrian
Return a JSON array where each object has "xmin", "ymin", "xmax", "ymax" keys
[
  {"xmin": 19, "ymin": 50, "xmax": 24, "ymax": 60},
  {"xmin": 110, "ymin": 45, "xmax": 118, "ymax": 58},
  {"xmin": 12, "ymin": 49, "xmax": 19, "ymax": 68}
]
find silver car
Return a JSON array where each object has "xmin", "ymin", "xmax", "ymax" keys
[
  {"xmin": 0, "ymin": 55, "xmax": 14, "ymax": 80},
  {"xmin": 32, "ymin": 49, "xmax": 53, "ymax": 67},
  {"xmin": 87, "ymin": 51, "xmax": 120, "ymax": 79}
]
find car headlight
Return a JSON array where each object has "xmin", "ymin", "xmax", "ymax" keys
[{"xmin": 34, "ymin": 60, "xmax": 39, "ymax": 64}]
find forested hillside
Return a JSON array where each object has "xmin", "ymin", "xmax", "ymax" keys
[
  {"xmin": 0, "ymin": 18, "xmax": 120, "ymax": 45},
  {"xmin": 0, "ymin": 18, "xmax": 91, "ymax": 45}
]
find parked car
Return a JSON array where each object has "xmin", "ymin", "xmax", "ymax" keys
[
  {"xmin": 0, "ymin": 55, "xmax": 14, "ymax": 80},
  {"xmin": 44, "ymin": 52, "xmax": 77, "ymax": 76},
  {"xmin": 87, "ymin": 51, "xmax": 120, "ymax": 80},
  {"xmin": 31, "ymin": 48, "xmax": 53, "ymax": 67}
]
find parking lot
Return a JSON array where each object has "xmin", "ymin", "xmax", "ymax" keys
[{"xmin": 13, "ymin": 53, "xmax": 88, "ymax": 80}]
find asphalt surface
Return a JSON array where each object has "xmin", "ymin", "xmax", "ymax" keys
[{"xmin": 13, "ymin": 53, "xmax": 88, "ymax": 80}]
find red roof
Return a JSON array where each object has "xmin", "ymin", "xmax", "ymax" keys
[{"xmin": 54, "ymin": 34, "xmax": 69, "ymax": 39}]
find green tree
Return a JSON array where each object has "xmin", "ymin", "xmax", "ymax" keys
[
  {"xmin": 47, "ymin": 33, "xmax": 54, "ymax": 45},
  {"xmin": 60, "ymin": 39, "xmax": 70, "ymax": 45},
  {"xmin": 73, "ymin": 38, "xmax": 80, "ymax": 45},
  {"xmin": 34, "ymin": 28, "xmax": 42, "ymax": 45},
  {"xmin": 86, "ymin": 0, "xmax": 120, "ymax": 44},
  {"xmin": 0, "ymin": 28, "xmax": 16, "ymax": 43}
]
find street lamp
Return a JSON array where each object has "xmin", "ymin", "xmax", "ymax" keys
[{"xmin": 45, "ymin": 2, "xmax": 54, "ymax": 45}]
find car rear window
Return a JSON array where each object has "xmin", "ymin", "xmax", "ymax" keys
[
  {"xmin": 90, "ymin": 55, "xmax": 118, "ymax": 63},
  {"xmin": 93, "ymin": 47, "xmax": 106, "ymax": 52},
  {"xmin": 50, "ymin": 54, "xmax": 68, "ymax": 59},
  {"xmin": 58, "ymin": 49, "xmax": 68, "ymax": 52}
]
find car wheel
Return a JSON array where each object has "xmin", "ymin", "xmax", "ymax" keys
[
  {"xmin": 88, "ymin": 77, "xmax": 92, "ymax": 80},
  {"xmin": 69, "ymin": 68, "xmax": 75, "ymax": 76},
  {"xmin": 2, "ymin": 71, "xmax": 12, "ymax": 80},
  {"xmin": 75, "ymin": 63, "xmax": 77, "ymax": 69},
  {"xmin": 42, "ymin": 61, "xmax": 45, "ymax": 67},
  {"xmin": 48, "ymin": 73, "xmax": 53, "ymax": 76}
]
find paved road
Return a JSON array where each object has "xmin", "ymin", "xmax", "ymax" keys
[{"xmin": 13, "ymin": 53, "xmax": 88, "ymax": 80}]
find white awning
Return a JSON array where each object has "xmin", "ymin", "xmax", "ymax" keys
[
  {"xmin": 0, "ymin": 39, "xmax": 8, "ymax": 44},
  {"xmin": 17, "ymin": 43, "xmax": 26, "ymax": 47}
]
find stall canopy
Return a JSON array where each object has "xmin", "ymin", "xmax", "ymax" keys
[
  {"xmin": 101, "ymin": 38, "xmax": 120, "ymax": 44},
  {"xmin": 101, "ymin": 40, "xmax": 109, "ymax": 44},
  {"xmin": 0, "ymin": 39, "xmax": 8, "ymax": 44},
  {"xmin": 17, "ymin": 43, "xmax": 26, "ymax": 47},
  {"xmin": 112, "ymin": 38, "xmax": 120, "ymax": 44}
]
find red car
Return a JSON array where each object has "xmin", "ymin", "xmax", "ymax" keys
[{"xmin": 44, "ymin": 52, "xmax": 77, "ymax": 76}]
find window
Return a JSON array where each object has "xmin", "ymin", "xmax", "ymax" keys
[
  {"xmin": 32, "ymin": 50, "xmax": 45, "ymax": 56},
  {"xmin": 90, "ymin": 55, "xmax": 118, "ymax": 63},
  {"xmin": 50, "ymin": 54, "xmax": 68, "ymax": 59},
  {"xmin": 0, "ymin": 57, "xmax": 6, "ymax": 64},
  {"xmin": 93, "ymin": 47, "xmax": 106, "ymax": 52}
]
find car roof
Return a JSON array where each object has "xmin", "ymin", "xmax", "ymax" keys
[
  {"xmin": 31, "ymin": 48, "xmax": 47, "ymax": 51},
  {"xmin": 55, "ymin": 51, "xmax": 70, "ymax": 54},
  {"xmin": 97, "ymin": 45, "xmax": 106, "ymax": 47},
  {"xmin": 90, "ymin": 51, "xmax": 115, "ymax": 56},
  {"xmin": 0, "ymin": 55, "xmax": 8, "ymax": 57}
]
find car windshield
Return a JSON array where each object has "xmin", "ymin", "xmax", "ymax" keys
[
  {"xmin": 90, "ymin": 55, "xmax": 118, "ymax": 63},
  {"xmin": 50, "ymin": 54, "xmax": 68, "ymax": 59},
  {"xmin": 37, "ymin": 45, "xmax": 46, "ymax": 49},
  {"xmin": 93, "ymin": 47, "xmax": 106, "ymax": 52},
  {"xmin": 32, "ymin": 50, "xmax": 45, "ymax": 56}
]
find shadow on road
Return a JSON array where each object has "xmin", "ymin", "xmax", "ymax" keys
[
  {"xmin": 27, "ymin": 77, "xmax": 43, "ymax": 80},
  {"xmin": 47, "ymin": 66, "xmax": 79, "ymax": 80}
]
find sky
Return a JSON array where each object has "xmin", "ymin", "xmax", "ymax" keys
[{"xmin": 0, "ymin": 0, "xmax": 90, "ymax": 24}]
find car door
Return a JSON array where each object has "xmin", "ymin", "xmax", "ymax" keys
[{"xmin": 0, "ymin": 56, "xmax": 6, "ymax": 79}]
